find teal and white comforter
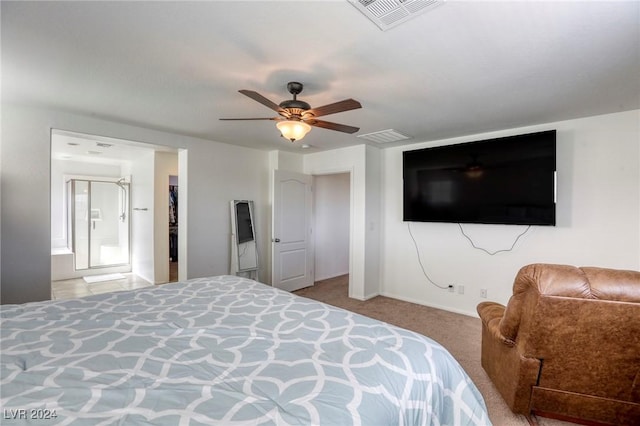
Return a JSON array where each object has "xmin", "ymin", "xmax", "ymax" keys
[{"xmin": 1, "ymin": 276, "xmax": 490, "ymax": 425}]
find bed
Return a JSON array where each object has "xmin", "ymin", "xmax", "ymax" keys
[{"xmin": 1, "ymin": 276, "xmax": 491, "ymax": 425}]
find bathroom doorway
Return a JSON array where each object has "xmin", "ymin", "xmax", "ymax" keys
[{"xmin": 51, "ymin": 129, "xmax": 184, "ymax": 288}]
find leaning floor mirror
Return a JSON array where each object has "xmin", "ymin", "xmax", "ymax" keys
[{"xmin": 230, "ymin": 200, "xmax": 258, "ymax": 279}]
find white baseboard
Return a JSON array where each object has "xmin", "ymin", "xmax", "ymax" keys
[
  {"xmin": 379, "ymin": 291, "xmax": 480, "ymax": 318},
  {"xmin": 348, "ymin": 291, "xmax": 380, "ymax": 301}
]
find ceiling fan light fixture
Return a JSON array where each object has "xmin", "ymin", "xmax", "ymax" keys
[
  {"xmin": 221, "ymin": 82, "xmax": 362, "ymax": 139},
  {"xmin": 276, "ymin": 120, "xmax": 311, "ymax": 142}
]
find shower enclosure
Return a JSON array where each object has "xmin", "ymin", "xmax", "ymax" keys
[{"xmin": 67, "ymin": 178, "xmax": 130, "ymax": 270}]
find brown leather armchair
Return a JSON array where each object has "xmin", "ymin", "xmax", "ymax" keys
[{"xmin": 477, "ymin": 263, "xmax": 640, "ymax": 425}]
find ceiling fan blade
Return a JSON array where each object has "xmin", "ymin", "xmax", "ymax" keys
[
  {"xmin": 238, "ymin": 90, "xmax": 285, "ymax": 113},
  {"xmin": 219, "ymin": 117, "xmax": 278, "ymax": 121},
  {"xmin": 308, "ymin": 99, "xmax": 362, "ymax": 118},
  {"xmin": 307, "ymin": 119, "xmax": 360, "ymax": 134}
]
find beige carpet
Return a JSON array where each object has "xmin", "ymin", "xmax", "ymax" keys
[{"xmin": 294, "ymin": 275, "xmax": 578, "ymax": 426}]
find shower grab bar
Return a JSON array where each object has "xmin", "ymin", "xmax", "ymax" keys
[{"xmin": 133, "ymin": 208, "xmax": 148, "ymax": 211}]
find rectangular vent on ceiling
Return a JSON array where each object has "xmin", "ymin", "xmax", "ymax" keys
[
  {"xmin": 357, "ymin": 129, "xmax": 412, "ymax": 144},
  {"xmin": 349, "ymin": 0, "xmax": 445, "ymax": 31}
]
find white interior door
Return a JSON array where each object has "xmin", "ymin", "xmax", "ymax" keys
[{"xmin": 272, "ymin": 170, "xmax": 313, "ymax": 292}]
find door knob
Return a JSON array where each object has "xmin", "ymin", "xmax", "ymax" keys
[{"xmin": 272, "ymin": 238, "xmax": 280, "ymax": 243}]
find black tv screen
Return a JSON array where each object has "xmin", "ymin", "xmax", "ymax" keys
[{"xmin": 403, "ymin": 130, "xmax": 556, "ymax": 226}]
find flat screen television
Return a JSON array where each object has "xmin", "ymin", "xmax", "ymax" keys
[{"xmin": 403, "ymin": 130, "xmax": 556, "ymax": 226}]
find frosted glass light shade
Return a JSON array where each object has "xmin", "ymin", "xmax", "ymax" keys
[{"xmin": 276, "ymin": 120, "xmax": 311, "ymax": 142}]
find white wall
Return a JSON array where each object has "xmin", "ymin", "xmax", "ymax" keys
[
  {"xmin": 1, "ymin": 104, "xmax": 270, "ymax": 304},
  {"xmin": 178, "ymin": 150, "xmax": 189, "ymax": 282},
  {"xmin": 269, "ymin": 150, "xmax": 304, "ymax": 174},
  {"xmin": 364, "ymin": 145, "xmax": 382, "ymax": 298},
  {"xmin": 186, "ymin": 140, "xmax": 269, "ymax": 284},
  {"xmin": 4, "ymin": 103, "xmax": 636, "ymax": 313},
  {"xmin": 313, "ymin": 173, "xmax": 350, "ymax": 281},
  {"xmin": 127, "ymin": 151, "xmax": 155, "ymax": 284},
  {"xmin": 381, "ymin": 110, "xmax": 640, "ymax": 317}
]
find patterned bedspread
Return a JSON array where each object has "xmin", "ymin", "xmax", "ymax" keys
[{"xmin": 1, "ymin": 276, "xmax": 490, "ymax": 425}]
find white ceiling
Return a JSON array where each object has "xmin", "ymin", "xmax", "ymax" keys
[
  {"xmin": 51, "ymin": 130, "xmax": 177, "ymax": 166},
  {"xmin": 3, "ymin": 1, "xmax": 639, "ymax": 153}
]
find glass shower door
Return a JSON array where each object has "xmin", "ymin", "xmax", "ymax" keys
[
  {"xmin": 89, "ymin": 181, "xmax": 129, "ymax": 267},
  {"xmin": 73, "ymin": 180, "xmax": 90, "ymax": 270},
  {"xmin": 69, "ymin": 179, "xmax": 130, "ymax": 270}
]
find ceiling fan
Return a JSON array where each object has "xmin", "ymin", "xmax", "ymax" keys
[{"xmin": 220, "ymin": 82, "xmax": 362, "ymax": 142}]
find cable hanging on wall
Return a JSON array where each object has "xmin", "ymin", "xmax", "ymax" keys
[
  {"xmin": 458, "ymin": 223, "xmax": 531, "ymax": 255},
  {"xmin": 407, "ymin": 223, "xmax": 449, "ymax": 290}
]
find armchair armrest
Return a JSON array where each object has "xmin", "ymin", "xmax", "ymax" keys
[
  {"xmin": 477, "ymin": 301, "xmax": 515, "ymax": 346},
  {"xmin": 477, "ymin": 301, "xmax": 542, "ymax": 414}
]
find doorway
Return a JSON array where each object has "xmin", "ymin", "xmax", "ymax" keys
[
  {"xmin": 313, "ymin": 173, "xmax": 350, "ymax": 282},
  {"xmin": 271, "ymin": 169, "xmax": 352, "ymax": 293},
  {"xmin": 50, "ymin": 129, "xmax": 183, "ymax": 288},
  {"xmin": 169, "ymin": 176, "xmax": 179, "ymax": 282}
]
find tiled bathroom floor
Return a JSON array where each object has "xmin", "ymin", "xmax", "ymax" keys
[{"xmin": 51, "ymin": 273, "xmax": 154, "ymax": 300}]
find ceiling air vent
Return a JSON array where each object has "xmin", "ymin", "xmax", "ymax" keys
[
  {"xmin": 349, "ymin": 0, "xmax": 445, "ymax": 31},
  {"xmin": 358, "ymin": 129, "xmax": 412, "ymax": 144}
]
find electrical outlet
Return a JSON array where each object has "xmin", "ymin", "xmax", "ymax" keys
[
  {"xmin": 448, "ymin": 285, "xmax": 454, "ymax": 293},
  {"xmin": 458, "ymin": 285, "xmax": 464, "ymax": 295},
  {"xmin": 480, "ymin": 288, "xmax": 488, "ymax": 298}
]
